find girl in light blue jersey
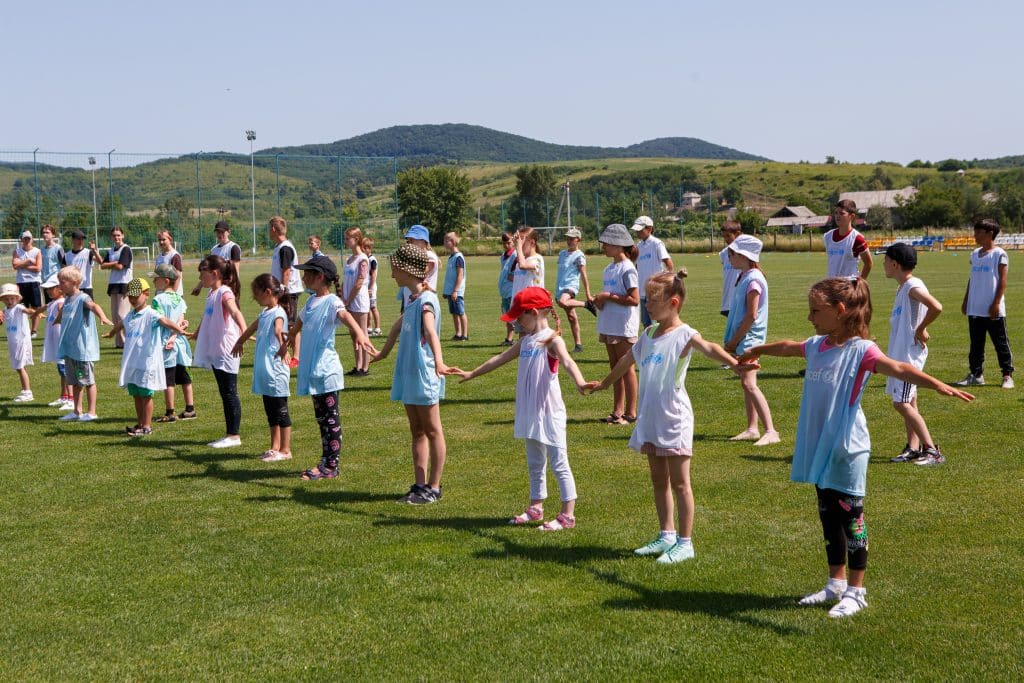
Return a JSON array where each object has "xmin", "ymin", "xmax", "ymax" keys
[{"xmin": 738, "ymin": 277, "xmax": 973, "ymax": 618}]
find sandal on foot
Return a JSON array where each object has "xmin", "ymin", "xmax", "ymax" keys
[
  {"xmin": 509, "ymin": 505, "xmax": 544, "ymax": 525},
  {"xmin": 155, "ymin": 414, "xmax": 178, "ymax": 423},
  {"xmin": 262, "ymin": 450, "xmax": 292, "ymax": 463},
  {"xmin": 301, "ymin": 466, "xmax": 338, "ymax": 480},
  {"xmin": 604, "ymin": 413, "xmax": 627, "ymax": 425},
  {"xmin": 623, "ymin": 415, "xmax": 637, "ymax": 424},
  {"xmin": 539, "ymin": 513, "xmax": 576, "ymax": 531},
  {"xmin": 125, "ymin": 424, "xmax": 142, "ymax": 434}
]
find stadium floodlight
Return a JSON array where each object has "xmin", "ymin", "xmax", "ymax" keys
[
  {"xmin": 88, "ymin": 156, "xmax": 98, "ymax": 244},
  {"xmin": 246, "ymin": 131, "xmax": 256, "ymax": 255}
]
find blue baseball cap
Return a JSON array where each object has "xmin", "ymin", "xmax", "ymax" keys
[{"xmin": 404, "ymin": 224, "xmax": 430, "ymax": 242}]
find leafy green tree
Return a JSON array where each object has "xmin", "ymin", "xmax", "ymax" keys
[
  {"xmin": 866, "ymin": 205, "xmax": 893, "ymax": 233},
  {"xmin": 513, "ymin": 165, "xmax": 560, "ymax": 226},
  {"xmin": 734, "ymin": 207, "xmax": 764, "ymax": 233},
  {"xmin": 868, "ymin": 166, "xmax": 893, "ymax": 190},
  {"xmin": 397, "ymin": 166, "xmax": 472, "ymax": 243},
  {"xmin": 62, "ymin": 204, "xmax": 95, "ymax": 230},
  {"xmin": 2, "ymin": 189, "xmax": 34, "ymax": 236},
  {"xmin": 995, "ymin": 185, "xmax": 1024, "ymax": 231},
  {"xmin": 723, "ymin": 181, "xmax": 744, "ymax": 205}
]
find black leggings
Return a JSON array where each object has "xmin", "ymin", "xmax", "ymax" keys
[
  {"xmin": 212, "ymin": 369, "xmax": 242, "ymax": 436},
  {"xmin": 262, "ymin": 395, "xmax": 292, "ymax": 428},
  {"xmin": 312, "ymin": 392, "xmax": 342, "ymax": 467},
  {"xmin": 816, "ymin": 487, "xmax": 868, "ymax": 571}
]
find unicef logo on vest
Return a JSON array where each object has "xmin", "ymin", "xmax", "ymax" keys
[
  {"xmin": 807, "ymin": 366, "xmax": 839, "ymax": 384},
  {"xmin": 641, "ymin": 353, "xmax": 665, "ymax": 368}
]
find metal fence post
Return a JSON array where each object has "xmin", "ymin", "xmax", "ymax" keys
[
  {"xmin": 195, "ymin": 153, "xmax": 202, "ymax": 235},
  {"xmin": 275, "ymin": 155, "xmax": 282, "ymax": 216},
  {"xmin": 32, "ymin": 148, "xmax": 41, "ymax": 229},
  {"xmin": 107, "ymin": 149, "xmax": 115, "ymax": 229}
]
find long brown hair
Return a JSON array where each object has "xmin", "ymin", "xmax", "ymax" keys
[
  {"xmin": 810, "ymin": 277, "xmax": 872, "ymax": 340},
  {"xmin": 251, "ymin": 273, "xmax": 293, "ymax": 321}
]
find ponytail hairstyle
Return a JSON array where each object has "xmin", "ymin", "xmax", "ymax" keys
[
  {"xmin": 809, "ymin": 277, "xmax": 872, "ymax": 341},
  {"xmin": 645, "ymin": 268, "xmax": 689, "ymax": 308},
  {"xmin": 626, "ymin": 244, "xmax": 639, "ymax": 263},
  {"xmin": 538, "ymin": 306, "xmax": 564, "ymax": 347},
  {"xmin": 251, "ymin": 273, "xmax": 292, "ymax": 321},
  {"xmin": 345, "ymin": 227, "xmax": 364, "ymax": 249},
  {"xmin": 200, "ymin": 254, "xmax": 240, "ymax": 298}
]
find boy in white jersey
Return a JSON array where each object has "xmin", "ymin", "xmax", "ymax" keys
[
  {"xmin": 883, "ymin": 243, "xmax": 946, "ymax": 466},
  {"xmin": 824, "ymin": 200, "xmax": 872, "ymax": 279},
  {"xmin": 956, "ymin": 219, "xmax": 1014, "ymax": 389},
  {"xmin": 631, "ymin": 216, "xmax": 674, "ymax": 327}
]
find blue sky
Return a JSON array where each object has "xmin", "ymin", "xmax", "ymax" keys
[{"xmin": 2, "ymin": 0, "xmax": 1020, "ymax": 164}]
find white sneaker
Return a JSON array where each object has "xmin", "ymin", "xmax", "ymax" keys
[
  {"xmin": 48, "ymin": 397, "xmax": 66, "ymax": 407},
  {"xmin": 634, "ymin": 536, "xmax": 676, "ymax": 556},
  {"xmin": 59, "ymin": 412, "xmax": 82, "ymax": 421},
  {"xmin": 656, "ymin": 542, "xmax": 695, "ymax": 564},
  {"xmin": 828, "ymin": 588, "xmax": 868, "ymax": 618},
  {"xmin": 209, "ymin": 436, "xmax": 242, "ymax": 448},
  {"xmin": 261, "ymin": 450, "xmax": 292, "ymax": 462},
  {"xmin": 59, "ymin": 399, "xmax": 76, "ymax": 411},
  {"xmin": 798, "ymin": 581, "xmax": 847, "ymax": 605},
  {"xmin": 12, "ymin": 391, "xmax": 33, "ymax": 403},
  {"xmin": 78, "ymin": 413, "xmax": 98, "ymax": 422},
  {"xmin": 954, "ymin": 373, "xmax": 984, "ymax": 387},
  {"xmin": 1002, "ymin": 375, "xmax": 1014, "ymax": 389}
]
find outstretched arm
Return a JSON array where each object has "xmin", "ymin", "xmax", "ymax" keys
[
  {"xmin": 873, "ymin": 355, "xmax": 974, "ymax": 402},
  {"xmin": 371, "ymin": 315, "xmax": 402, "ymax": 363},
  {"xmin": 584, "ymin": 348, "xmax": 636, "ymax": 393},
  {"xmin": 452, "ymin": 341, "xmax": 520, "ymax": 381},
  {"xmin": 338, "ymin": 307, "xmax": 376, "ymax": 355},
  {"xmin": 737, "ymin": 339, "xmax": 804, "ymax": 364}
]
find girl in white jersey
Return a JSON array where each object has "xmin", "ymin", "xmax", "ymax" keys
[
  {"xmin": 452, "ymin": 287, "xmax": 588, "ymax": 531},
  {"xmin": 824, "ymin": 200, "xmax": 872, "ymax": 279},
  {"xmin": 738, "ymin": 278, "xmax": 972, "ymax": 618},
  {"xmin": 342, "ymin": 227, "xmax": 371, "ymax": 375},
  {"xmin": 587, "ymin": 271, "xmax": 745, "ymax": 563},
  {"xmin": 155, "ymin": 230, "xmax": 184, "ymax": 295},
  {"xmin": 593, "ymin": 223, "xmax": 639, "ymax": 425},
  {"xmin": 1, "ymin": 283, "xmax": 34, "ymax": 402},
  {"xmin": 510, "ymin": 228, "xmax": 545, "ymax": 299}
]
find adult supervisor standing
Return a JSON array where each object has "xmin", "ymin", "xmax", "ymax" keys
[
  {"xmin": 191, "ymin": 221, "xmax": 242, "ymax": 295},
  {"xmin": 268, "ymin": 216, "xmax": 303, "ymax": 323},
  {"xmin": 93, "ymin": 226, "xmax": 133, "ymax": 348}
]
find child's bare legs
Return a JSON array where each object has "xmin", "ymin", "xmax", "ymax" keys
[
  {"xmin": 458, "ymin": 312, "xmax": 468, "ymax": 338},
  {"xmin": 648, "ymin": 455, "xmax": 676, "ymax": 533},
  {"xmin": 736, "ymin": 369, "xmax": 776, "ymax": 440},
  {"xmin": 647, "ymin": 454, "xmax": 693, "ymax": 535},
  {"xmin": 893, "ymin": 397, "xmax": 932, "ymax": 450},
  {"xmin": 350, "ymin": 312, "xmax": 369, "ymax": 371},
  {"xmin": 504, "ymin": 321, "xmax": 515, "ymax": 344},
  {"xmin": 369, "ymin": 305, "xmax": 379, "ymax": 331},
  {"xmin": 164, "ymin": 386, "xmax": 176, "ymax": 413},
  {"xmin": 604, "ymin": 341, "xmax": 637, "ymax": 418},
  {"xmin": 268, "ymin": 425, "xmax": 281, "ymax": 452},
  {"xmin": 83, "ymin": 384, "xmax": 98, "ymax": 416},
  {"xmin": 404, "ymin": 403, "xmax": 446, "ymax": 489},
  {"xmin": 134, "ymin": 396, "xmax": 153, "ymax": 429},
  {"xmin": 16, "ymin": 367, "xmax": 30, "ymax": 392},
  {"xmin": 558, "ymin": 294, "xmax": 583, "ymax": 347}
]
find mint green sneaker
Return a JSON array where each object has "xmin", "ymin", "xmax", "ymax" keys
[
  {"xmin": 634, "ymin": 536, "xmax": 675, "ymax": 557},
  {"xmin": 656, "ymin": 542, "xmax": 695, "ymax": 564}
]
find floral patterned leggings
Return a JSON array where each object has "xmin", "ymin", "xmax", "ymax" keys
[{"xmin": 312, "ymin": 392, "xmax": 342, "ymax": 468}]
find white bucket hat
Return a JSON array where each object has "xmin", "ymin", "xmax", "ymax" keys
[
  {"xmin": 728, "ymin": 234, "xmax": 763, "ymax": 263},
  {"xmin": 0, "ymin": 283, "xmax": 22, "ymax": 302}
]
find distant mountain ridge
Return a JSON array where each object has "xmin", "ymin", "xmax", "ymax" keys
[{"xmin": 258, "ymin": 123, "xmax": 770, "ymax": 163}]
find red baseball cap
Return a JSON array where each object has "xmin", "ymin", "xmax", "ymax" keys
[{"xmin": 501, "ymin": 286, "xmax": 553, "ymax": 322}]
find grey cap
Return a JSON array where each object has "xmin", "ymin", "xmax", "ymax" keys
[
  {"xmin": 150, "ymin": 263, "xmax": 180, "ymax": 280},
  {"xmin": 598, "ymin": 223, "xmax": 634, "ymax": 247}
]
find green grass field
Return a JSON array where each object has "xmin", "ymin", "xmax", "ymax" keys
[{"xmin": 2, "ymin": 252, "xmax": 1022, "ymax": 680}]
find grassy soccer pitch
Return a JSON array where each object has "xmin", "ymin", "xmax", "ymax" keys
[{"xmin": 1, "ymin": 251, "xmax": 1022, "ymax": 680}]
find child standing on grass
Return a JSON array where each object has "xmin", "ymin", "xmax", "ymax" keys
[
  {"xmin": 103, "ymin": 278, "xmax": 188, "ymax": 436},
  {"xmin": 723, "ymin": 235, "xmax": 778, "ymax": 446},
  {"xmin": 342, "ymin": 228, "xmax": 371, "ymax": 376},
  {"xmin": 631, "ymin": 215, "xmax": 674, "ymax": 328},
  {"xmin": 718, "ymin": 221, "xmax": 742, "ymax": 318},
  {"xmin": 363, "ymin": 236, "xmax": 382, "ymax": 336},
  {"xmin": 1, "ymin": 283, "xmax": 34, "ymax": 402},
  {"xmin": 233, "ymin": 274, "xmax": 293, "ymax": 463},
  {"xmin": 397, "ymin": 224, "xmax": 439, "ymax": 311},
  {"xmin": 593, "ymin": 223, "xmax": 639, "ymax": 425},
  {"xmin": 955, "ymin": 219, "xmax": 1014, "ymax": 389},
  {"xmin": 151, "ymin": 264, "xmax": 196, "ymax": 423},
  {"xmin": 555, "ymin": 227, "xmax": 596, "ymax": 354},
  {"xmin": 452, "ymin": 287, "xmax": 587, "ymax": 530},
  {"xmin": 371, "ymin": 244, "xmax": 449, "ymax": 504},
  {"xmin": 587, "ymin": 271, "xmax": 745, "ymax": 563},
  {"xmin": 737, "ymin": 277, "xmax": 973, "ymax": 618},
  {"xmin": 54, "ymin": 266, "xmax": 113, "ymax": 420},
  {"xmin": 189, "ymin": 255, "xmax": 248, "ymax": 449},
  {"xmin": 825, "ymin": 199, "xmax": 872, "ymax": 279},
  {"xmin": 510, "ymin": 228, "xmax": 545, "ymax": 299},
  {"xmin": 283, "ymin": 255, "xmax": 375, "ymax": 481},
  {"xmin": 32, "ymin": 276, "xmax": 72, "ymax": 409},
  {"xmin": 498, "ymin": 232, "xmax": 517, "ymax": 346},
  {"xmin": 443, "ymin": 232, "xmax": 469, "ymax": 341},
  {"xmin": 882, "ymin": 244, "xmax": 947, "ymax": 466}
]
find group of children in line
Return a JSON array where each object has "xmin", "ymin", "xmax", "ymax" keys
[{"xmin": 4, "ymin": 207, "xmax": 1005, "ymax": 619}]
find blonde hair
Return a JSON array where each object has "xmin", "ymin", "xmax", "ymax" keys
[
  {"xmin": 58, "ymin": 265, "xmax": 83, "ymax": 285},
  {"xmin": 269, "ymin": 216, "xmax": 288, "ymax": 234},
  {"xmin": 445, "ymin": 231, "xmax": 461, "ymax": 246},
  {"xmin": 645, "ymin": 268, "xmax": 689, "ymax": 305},
  {"xmin": 809, "ymin": 277, "xmax": 873, "ymax": 340}
]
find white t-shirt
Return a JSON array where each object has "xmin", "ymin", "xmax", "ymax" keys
[
  {"xmin": 106, "ymin": 244, "xmax": 133, "ymax": 285},
  {"xmin": 4, "ymin": 304, "xmax": 33, "ymax": 370},
  {"xmin": 597, "ymin": 260, "xmax": 639, "ymax": 338},
  {"xmin": 719, "ymin": 246, "xmax": 739, "ymax": 312},
  {"xmin": 513, "ymin": 328, "xmax": 566, "ymax": 449},
  {"xmin": 636, "ymin": 235, "xmax": 670, "ymax": 294},
  {"xmin": 966, "ymin": 247, "xmax": 1008, "ymax": 317},
  {"xmin": 65, "ymin": 249, "xmax": 95, "ymax": 289},
  {"xmin": 193, "ymin": 285, "xmax": 241, "ymax": 373},
  {"xmin": 14, "ymin": 247, "xmax": 41, "ymax": 284},
  {"xmin": 510, "ymin": 254, "xmax": 545, "ymax": 299},
  {"xmin": 119, "ymin": 307, "xmax": 168, "ymax": 391},
  {"xmin": 343, "ymin": 253, "xmax": 370, "ymax": 313},
  {"xmin": 42, "ymin": 298, "xmax": 64, "ymax": 364},
  {"xmin": 155, "ymin": 248, "xmax": 184, "ymax": 295},
  {"xmin": 271, "ymin": 240, "xmax": 303, "ymax": 295},
  {"xmin": 629, "ymin": 323, "xmax": 696, "ymax": 453},
  {"xmin": 887, "ymin": 276, "xmax": 929, "ymax": 368}
]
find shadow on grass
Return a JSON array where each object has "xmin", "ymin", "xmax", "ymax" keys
[
  {"xmin": 374, "ymin": 514, "xmax": 508, "ymax": 532},
  {"xmin": 440, "ymin": 397, "xmax": 515, "ymax": 406},
  {"xmin": 589, "ymin": 568, "xmax": 806, "ymax": 635},
  {"xmin": 169, "ymin": 463, "xmax": 297, "ymax": 483},
  {"xmin": 246, "ymin": 487, "xmax": 398, "ymax": 507},
  {"xmin": 739, "ymin": 453, "xmax": 793, "ymax": 463}
]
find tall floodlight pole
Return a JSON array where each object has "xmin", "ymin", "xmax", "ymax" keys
[
  {"xmin": 246, "ymin": 130, "xmax": 257, "ymax": 255},
  {"xmin": 88, "ymin": 156, "xmax": 98, "ymax": 244}
]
